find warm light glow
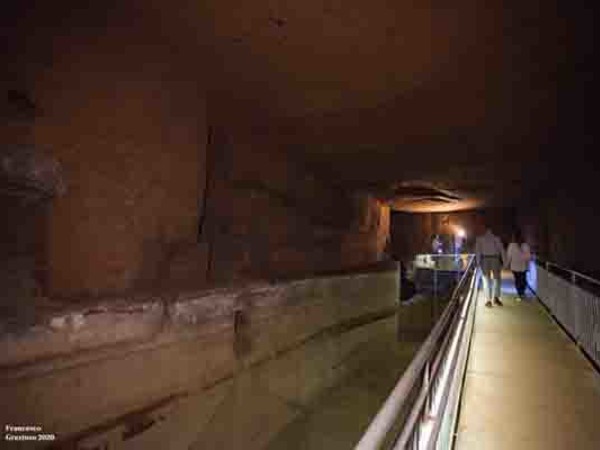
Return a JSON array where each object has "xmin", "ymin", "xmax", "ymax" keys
[
  {"xmin": 456, "ymin": 227, "xmax": 466, "ymax": 238},
  {"xmin": 389, "ymin": 198, "xmax": 485, "ymax": 213}
]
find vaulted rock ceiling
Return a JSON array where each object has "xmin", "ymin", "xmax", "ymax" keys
[{"xmin": 3, "ymin": 0, "xmax": 582, "ymax": 212}]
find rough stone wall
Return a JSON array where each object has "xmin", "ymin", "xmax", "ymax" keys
[
  {"xmin": 0, "ymin": 197, "xmax": 47, "ymax": 261},
  {"xmin": 2, "ymin": 72, "xmax": 50, "ymax": 306},
  {"xmin": 30, "ymin": 71, "xmax": 390, "ymax": 299},
  {"xmin": 29, "ymin": 68, "xmax": 389, "ymax": 299},
  {"xmin": 172, "ymin": 126, "xmax": 390, "ymax": 287},
  {"xmin": 390, "ymin": 212, "xmax": 434, "ymax": 261},
  {"xmin": 0, "ymin": 198, "xmax": 48, "ymax": 325},
  {"xmin": 517, "ymin": 185, "xmax": 600, "ymax": 278},
  {"xmin": 29, "ymin": 15, "xmax": 207, "ymax": 298},
  {"xmin": 4, "ymin": 4, "xmax": 390, "ymax": 301}
]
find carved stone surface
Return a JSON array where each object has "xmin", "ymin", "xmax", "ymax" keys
[{"xmin": 0, "ymin": 145, "xmax": 65, "ymax": 199}]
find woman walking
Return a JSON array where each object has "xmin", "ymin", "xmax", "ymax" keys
[{"xmin": 505, "ymin": 229, "xmax": 532, "ymax": 301}]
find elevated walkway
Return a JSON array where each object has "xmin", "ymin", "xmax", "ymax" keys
[
  {"xmin": 455, "ymin": 272, "xmax": 600, "ymax": 449},
  {"xmin": 356, "ymin": 259, "xmax": 600, "ymax": 450}
]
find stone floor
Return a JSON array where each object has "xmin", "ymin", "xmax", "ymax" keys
[{"xmin": 455, "ymin": 275, "xmax": 600, "ymax": 450}]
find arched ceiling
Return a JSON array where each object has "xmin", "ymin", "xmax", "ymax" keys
[
  {"xmin": 3, "ymin": 0, "xmax": 573, "ymax": 212},
  {"xmin": 199, "ymin": 0, "xmax": 566, "ymax": 211},
  {"xmin": 204, "ymin": 0, "xmax": 488, "ymax": 115}
]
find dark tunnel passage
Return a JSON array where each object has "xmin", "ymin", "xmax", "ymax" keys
[{"xmin": 1, "ymin": 1, "xmax": 599, "ymax": 449}]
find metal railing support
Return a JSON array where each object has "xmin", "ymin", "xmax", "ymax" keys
[
  {"xmin": 535, "ymin": 258, "xmax": 600, "ymax": 370},
  {"xmin": 355, "ymin": 256, "xmax": 478, "ymax": 450}
]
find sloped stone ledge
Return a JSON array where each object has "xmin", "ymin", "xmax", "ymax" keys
[
  {"xmin": 0, "ymin": 263, "xmax": 399, "ymax": 370},
  {"xmin": 0, "ymin": 265, "xmax": 400, "ymax": 445}
]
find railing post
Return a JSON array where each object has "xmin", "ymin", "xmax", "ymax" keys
[
  {"xmin": 398, "ymin": 263, "xmax": 402, "ymax": 304},
  {"xmin": 424, "ymin": 361, "xmax": 432, "ymax": 413},
  {"xmin": 434, "ymin": 265, "xmax": 438, "ymax": 299},
  {"xmin": 433, "ymin": 266, "xmax": 438, "ymax": 322},
  {"xmin": 570, "ymin": 271, "xmax": 580, "ymax": 346},
  {"xmin": 571, "ymin": 272, "xmax": 577, "ymax": 307},
  {"xmin": 544, "ymin": 261, "xmax": 550, "ymax": 304}
]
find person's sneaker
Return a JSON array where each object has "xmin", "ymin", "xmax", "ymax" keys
[
  {"xmin": 494, "ymin": 297, "xmax": 503, "ymax": 306},
  {"xmin": 485, "ymin": 301, "xmax": 493, "ymax": 308},
  {"xmin": 515, "ymin": 297, "xmax": 522, "ymax": 303}
]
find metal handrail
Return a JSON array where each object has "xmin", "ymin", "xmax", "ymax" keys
[
  {"xmin": 535, "ymin": 257, "xmax": 600, "ymax": 287},
  {"xmin": 395, "ymin": 261, "xmax": 479, "ymax": 450},
  {"xmin": 421, "ymin": 267, "xmax": 479, "ymax": 449},
  {"xmin": 415, "ymin": 254, "xmax": 468, "ymax": 257},
  {"xmin": 355, "ymin": 255, "xmax": 478, "ymax": 450},
  {"xmin": 534, "ymin": 258, "xmax": 600, "ymax": 370}
]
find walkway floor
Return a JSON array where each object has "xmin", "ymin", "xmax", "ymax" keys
[{"xmin": 455, "ymin": 273, "xmax": 600, "ymax": 449}]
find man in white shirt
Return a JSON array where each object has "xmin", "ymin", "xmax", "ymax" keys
[{"xmin": 475, "ymin": 223, "xmax": 506, "ymax": 307}]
